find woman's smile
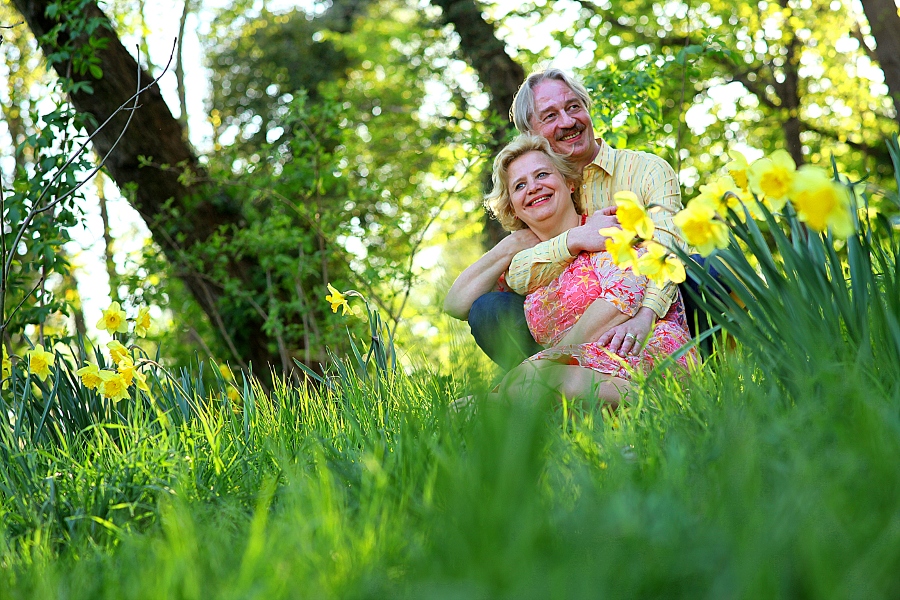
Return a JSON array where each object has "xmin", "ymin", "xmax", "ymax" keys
[{"xmin": 507, "ymin": 150, "xmax": 579, "ymax": 238}]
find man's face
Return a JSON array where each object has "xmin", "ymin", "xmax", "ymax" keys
[{"xmin": 530, "ymin": 79, "xmax": 598, "ymax": 168}]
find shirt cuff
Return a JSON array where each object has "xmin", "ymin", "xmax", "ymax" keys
[
  {"xmin": 546, "ymin": 231, "xmax": 573, "ymax": 262},
  {"xmin": 643, "ymin": 287, "xmax": 670, "ymax": 320}
]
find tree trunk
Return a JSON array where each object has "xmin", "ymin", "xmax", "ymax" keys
[
  {"xmin": 859, "ymin": 0, "xmax": 900, "ymax": 131},
  {"xmin": 431, "ymin": 0, "xmax": 525, "ymax": 248},
  {"xmin": 778, "ymin": 0, "xmax": 805, "ymax": 166},
  {"xmin": 12, "ymin": 0, "xmax": 279, "ymax": 374}
]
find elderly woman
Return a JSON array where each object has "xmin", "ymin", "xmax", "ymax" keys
[{"xmin": 445, "ymin": 135, "xmax": 695, "ymax": 405}]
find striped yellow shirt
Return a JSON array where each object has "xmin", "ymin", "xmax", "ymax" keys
[{"xmin": 506, "ymin": 139, "xmax": 686, "ymax": 318}]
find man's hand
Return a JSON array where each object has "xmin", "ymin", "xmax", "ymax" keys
[
  {"xmin": 597, "ymin": 307, "xmax": 656, "ymax": 356},
  {"xmin": 567, "ymin": 207, "xmax": 619, "ymax": 254}
]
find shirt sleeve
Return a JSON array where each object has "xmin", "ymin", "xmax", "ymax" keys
[
  {"xmin": 506, "ymin": 231, "xmax": 576, "ymax": 295},
  {"xmin": 641, "ymin": 155, "xmax": 686, "ymax": 318}
]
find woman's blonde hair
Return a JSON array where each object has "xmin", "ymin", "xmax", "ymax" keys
[{"xmin": 484, "ymin": 134, "xmax": 584, "ymax": 232}]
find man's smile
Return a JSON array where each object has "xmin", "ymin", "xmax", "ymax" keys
[{"xmin": 558, "ymin": 125, "xmax": 584, "ymax": 142}]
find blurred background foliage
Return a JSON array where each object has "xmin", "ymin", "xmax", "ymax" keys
[
  {"xmin": 1, "ymin": 0, "xmax": 898, "ymax": 376},
  {"xmin": 2, "ymin": 0, "xmax": 900, "ymax": 594}
]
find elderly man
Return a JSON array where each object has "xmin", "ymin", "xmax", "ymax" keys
[{"xmin": 445, "ymin": 68, "xmax": 685, "ymax": 370}]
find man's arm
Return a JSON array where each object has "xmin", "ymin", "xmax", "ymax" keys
[
  {"xmin": 640, "ymin": 155, "xmax": 687, "ymax": 319},
  {"xmin": 506, "ymin": 210, "xmax": 619, "ymax": 295},
  {"xmin": 443, "ymin": 228, "xmax": 540, "ymax": 320},
  {"xmin": 601, "ymin": 155, "xmax": 684, "ymax": 354}
]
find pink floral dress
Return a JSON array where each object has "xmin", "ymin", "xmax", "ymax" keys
[{"xmin": 522, "ymin": 249, "xmax": 697, "ymax": 381}]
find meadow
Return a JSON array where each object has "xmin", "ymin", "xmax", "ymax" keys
[
  {"xmin": 3, "ymin": 139, "xmax": 900, "ymax": 597},
  {"xmin": 3, "ymin": 2, "xmax": 900, "ymax": 596},
  {"xmin": 1, "ymin": 336, "xmax": 899, "ymax": 598}
]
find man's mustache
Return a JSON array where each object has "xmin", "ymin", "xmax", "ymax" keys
[{"xmin": 556, "ymin": 123, "xmax": 585, "ymax": 140}]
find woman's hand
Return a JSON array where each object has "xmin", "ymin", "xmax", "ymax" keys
[{"xmin": 598, "ymin": 307, "xmax": 657, "ymax": 356}]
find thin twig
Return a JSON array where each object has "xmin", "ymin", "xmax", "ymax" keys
[
  {"xmin": 3, "ymin": 41, "xmax": 178, "ymax": 319},
  {"xmin": 5, "ymin": 275, "xmax": 45, "ymax": 326},
  {"xmin": 388, "ymin": 154, "xmax": 483, "ymax": 340}
]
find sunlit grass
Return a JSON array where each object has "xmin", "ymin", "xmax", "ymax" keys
[{"xmin": 1, "ymin": 336, "xmax": 899, "ymax": 598}]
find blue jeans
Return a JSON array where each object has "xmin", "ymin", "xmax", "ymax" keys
[
  {"xmin": 468, "ymin": 292, "xmax": 543, "ymax": 371},
  {"xmin": 682, "ymin": 254, "xmax": 731, "ymax": 356}
]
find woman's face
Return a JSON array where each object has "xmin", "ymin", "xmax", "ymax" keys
[{"xmin": 507, "ymin": 150, "xmax": 572, "ymax": 230}]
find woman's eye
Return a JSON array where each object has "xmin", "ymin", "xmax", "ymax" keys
[
  {"xmin": 537, "ymin": 172, "xmax": 548, "ymax": 178},
  {"xmin": 514, "ymin": 182, "xmax": 525, "ymax": 190}
]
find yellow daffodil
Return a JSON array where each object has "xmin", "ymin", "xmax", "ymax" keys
[
  {"xmin": 115, "ymin": 356, "xmax": 149, "ymax": 391},
  {"xmin": 614, "ymin": 191, "xmax": 655, "ymax": 240},
  {"xmin": 632, "ymin": 242, "xmax": 687, "ymax": 287},
  {"xmin": 134, "ymin": 306, "xmax": 152, "ymax": 338},
  {"xmin": 725, "ymin": 150, "xmax": 750, "ymax": 191},
  {"xmin": 734, "ymin": 188, "xmax": 767, "ymax": 222},
  {"xmin": 659, "ymin": 253, "xmax": 687, "ymax": 285},
  {"xmin": 107, "ymin": 340, "xmax": 129, "ymax": 365},
  {"xmin": 673, "ymin": 201, "xmax": 731, "ymax": 257},
  {"xmin": 227, "ymin": 386, "xmax": 241, "ymax": 403},
  {"xmin": 791, "ymin": 166, "xmax": 855, "ymax": 238},
  {"xmin": 2, "ymin": 345, "xmax": 11, "ymax": 390},
  {"xmin": 117, "ymin": 356, "xmax": 136, "ymax": 387},
  {"xmin": 219, "ymin": 363, "xmax": 234, "ymax": 380},
  {"xmin": 98, "ymin": 370, "xmax": 130, "ymax": 402},
  {"xmin": 326, "ymin": 283, "xmax": 350, "ymax": 315},
  {"xmin": 695, "ymin": 175, "xmax": 742, "ymax": 216},
  {"xmin": 600, "ymin": 227, "xmax": 639, "ymax": 270},
  {"xmin": 76, "ymin": 363, "xmax": 103, "ymax": 390},
  {"xmin": 747, "ymin": 150, "xmax": 796, "ymax": 211},
  {"xmin": 27, "ymin": 344, "xmax": 55, "ymax": 382},
  {"xmin": 96, "ymin": 301, "xmax": 129, "ymax": 334}
]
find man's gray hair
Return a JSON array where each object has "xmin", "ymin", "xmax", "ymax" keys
[{"xmin": 511, "ymin": 68, "xmax": 592, "ymax": 133}]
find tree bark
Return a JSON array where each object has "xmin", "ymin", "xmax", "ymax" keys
[
  {"xmin": 776, "ymin": 0, "xmax": 804, "ymax": 166},
  {"xmin": 12, "ymin": 0, "xmax": 278, "ymax": 373},
  {"xmin": 859, "ymin": 0, "xmax": 900, "ymax": 131},
  {"xmin": 431, "ymin": 0, "xmax": 525, "ymax": 248}
]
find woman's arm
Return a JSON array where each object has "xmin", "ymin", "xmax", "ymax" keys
[
  {"xmin": 556, "ymin": 302, "xmax": 656, "ymax": 352},
  {"xmin": 555, "ymin": 297, "xmax": 631, "ymax": 346},
  {"xmin": 443, "ymin": 228, "xmax": 540, "ymax": 320}
]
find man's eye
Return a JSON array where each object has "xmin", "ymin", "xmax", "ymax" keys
[
  {"xmin": 542, "ymin": 113, "xmax": 557, "ymax": 124},
  {"xmin": 567, "ymin": 103, "xmax": 582, "ymax": 113}
]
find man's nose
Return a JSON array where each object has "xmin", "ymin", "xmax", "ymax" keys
[{"xmin": 558, "ymin": 110, "xmax": 576, "ymax": 128}]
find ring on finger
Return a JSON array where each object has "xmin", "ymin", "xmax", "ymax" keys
[{"xmin": 624, "ymin": 333, "xmax": 636, "ymax": 340}]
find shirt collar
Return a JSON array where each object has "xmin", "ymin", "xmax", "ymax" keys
[{"xmin": 587, "ymin": 138, "xmax": 615, "ymax": 176}]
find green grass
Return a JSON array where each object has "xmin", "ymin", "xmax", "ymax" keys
[
  {"xmin": 2, "ymin": 139, "xmax": 899, "ymax": 599},
  {"xmin": 1, "ymin": 343, "xmax": 899, "ymax": 599}
]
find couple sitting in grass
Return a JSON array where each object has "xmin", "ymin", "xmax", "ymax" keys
[{"xmin": 444, "ymin": 69, "xmax": 697, "ymax": 407}]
